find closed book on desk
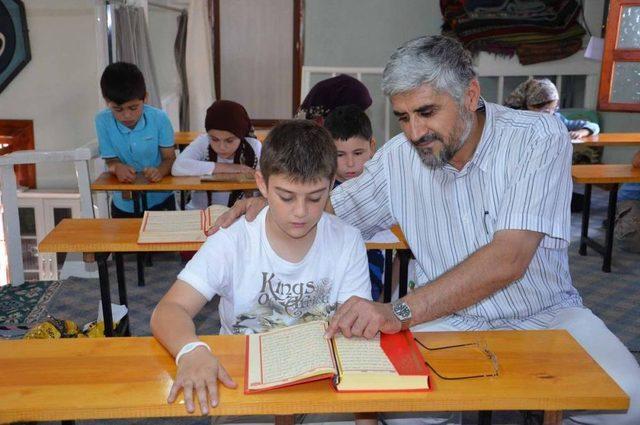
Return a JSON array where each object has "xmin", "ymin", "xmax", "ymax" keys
[
  {"xmin": 137, "ymin": 204, "xmax": 229, "ymax": 243},
  {"xmin": 244, "ymin": 321, "xmax": 430, "ymax": 394},
  {"xmin": 200, "ymin": 173, "xmax": 255, "ymax": 182}
]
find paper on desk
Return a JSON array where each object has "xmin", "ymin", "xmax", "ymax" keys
[
  {"xmin": 366, "ymin": 229, "xmax": 400, "ymax": 244},
  {"xmin": 97, "ymin": 301, "xmax": 128, "ymax": 323},
  {"xmin": 571, "ymin": 139, "xmax": 585, "ymax": 144}
]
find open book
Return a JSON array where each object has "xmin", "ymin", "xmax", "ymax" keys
[
  {"xmin": 245, "ymin": 321, "xmax": 430, "ymax": 394},
  {"xmin": 137, "ymin": 204, "xmax": 229, "ymax": 243}
]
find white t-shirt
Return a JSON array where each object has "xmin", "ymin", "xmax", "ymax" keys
[
  {"xmin": 171, "ymin": 134, "xmax": 262, "ymax": 210},
  {"xmin": 178, "ymin": 208, "xmax": 372, "ymax": 335}
]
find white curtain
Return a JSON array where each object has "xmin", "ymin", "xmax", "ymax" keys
[
  {"xmin": 113, "ymin": 5, "xmax": 162, "ymax": 108},
  {"xmin": 185, "ymin": 0, "xmax": 215, "ymax": 132}
]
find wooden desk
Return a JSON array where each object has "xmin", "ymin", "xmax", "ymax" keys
[
  {"xmin": 0, "ymin": 331, "xmax": 628, "ymax": 424},
  {"xmin": 572, "ymin": 164, "xmax": 640, "ymax": 272},
  {"xmin": 39, "ymin": 219, "xmax": 409, "ymax": 336},
  {"xmin": 576, "ymin": 132, "xmax": 640, "ymax": 147},
  {"xmin": 92, "ymin": 172, "xmax": 257, "ymax": 215},
  {"xmin": 91, "ymin": 172, "xmax": 257, "ymax": 193}
]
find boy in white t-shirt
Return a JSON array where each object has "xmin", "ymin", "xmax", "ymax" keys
[{"xmin": 151, "ymin": 120, "xmax": 372, "ymax": 417}]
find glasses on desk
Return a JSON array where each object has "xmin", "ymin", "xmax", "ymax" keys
[{"xmin": 413, "ymin": 338, "xmax": 499, "ymax": 380}]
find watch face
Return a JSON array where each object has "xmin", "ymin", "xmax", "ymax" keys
[{"xmin": 393, "ymin": 301, "xmax": 411, "ymax": 320}]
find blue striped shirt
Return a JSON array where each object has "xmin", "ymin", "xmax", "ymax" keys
[{"xmin": 331, "ymin": 100, "xmax": 582, "ymax": 330}]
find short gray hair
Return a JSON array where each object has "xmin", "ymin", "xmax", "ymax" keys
[{"xmin": 382, "ymin": 35, "xmax": 477, "ymax": 102}]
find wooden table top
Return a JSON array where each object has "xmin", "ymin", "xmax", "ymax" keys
[
  {"xmin": 38, "ymin": 219, "xmax": 409, "ymax": 253},
  {"xmin": 575, "ymin": 132, "xmax": 640, "ymax": 146},
  {"xmin": 91, "ymin": 172, "xmax": 257, "ymax": 192},
  {"xmin": 175, "ymin": 129, "xmax": 269, "ymax": 145},
  {"xmin": 572, "ymin": 164, "xmax": 640, "ymax": 184},
  {"xmin": 0, "ymin": 330, "xmax": 628, "ymax": 422}
]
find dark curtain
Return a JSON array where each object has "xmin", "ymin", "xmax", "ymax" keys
[{"xmin": 174, "ymin": 11, "xmax": 189, "ymax": 131}]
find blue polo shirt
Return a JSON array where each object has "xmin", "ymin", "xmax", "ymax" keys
[{"xmin": 95, "ymin": 104, "xmax": 175, "ymax": 213}]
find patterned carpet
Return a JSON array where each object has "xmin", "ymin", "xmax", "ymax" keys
[{"xmin": 7, "ymin": 188, "xmax": 640, "ymax": 424}]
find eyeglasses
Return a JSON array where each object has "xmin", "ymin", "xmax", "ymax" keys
[{"xmin": 414, "ymin": 338, "xmax": 499, "ymax": 381}]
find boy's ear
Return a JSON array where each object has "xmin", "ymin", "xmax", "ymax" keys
[
  {"xmin": 255, "ymin": 171, "xmax": 268, "ymax": 198},
  {"xmin": 144, "ymin": 92, "xmax": 149, "ymax": 104},
  {"xmin": 369, "ymin": 138, "xmax": 377, "ymax": 156}
]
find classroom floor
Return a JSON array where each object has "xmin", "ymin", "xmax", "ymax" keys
[{"xmin": 34, "ymin": 187, "xmax": 639, "ymax": 425}]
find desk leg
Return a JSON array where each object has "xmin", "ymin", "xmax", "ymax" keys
[
  {"xmin": 137, "ymin": 253, "xmax": 146, "ymax": 287},
  {"xmin": 274, "ymin": 415, "xmax": 295, "ymax": 425},
  {"xmin": 398, "ymin": 249, "xmax": 410, "ymax": 298},
  {"xmin": 96, "ymin": 252, "xmax": 115, "ymax": 337},
  {"xmin": 478, "ymin": 411, "xmax": 492, "ymax": 425},
  {"xmin": 603, "ymin": 185, "xmax": 618, "ymax": 273},
  {"xmin": 579, "ymin": 184, "xmax": 592, "ymax": 256},
  {"xmin": 543, "ymin": 411, "xmax": 562, "ymax": 425},
  {"xmin": 207, "ymin": 190, "xmax": 212, "ymax": 207},
  {"xmin": 61, "ymin": 420, "xmax": 75, "ymax": 425},
  {"xmin": 141, "ymin": 192, "xmax": 149, "ymax": 212},
  {"xmin": 180, "ymin": 190, "xmax": 186, "ymax": 210},
  {"xmin": 132, "ymin": 192, "xmax": 141, "ymax": 216},
  {"xmin": 115, "ymin": 253, "xmax": 131, "ymax": 336},
  {"xmin": 383, "ymin": 249, "xmax": 393, "ymax": 303}
]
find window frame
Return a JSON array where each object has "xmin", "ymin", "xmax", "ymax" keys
[{"xmin": 598, "ymin": 0, "xmax": 640, "ymax": 112}]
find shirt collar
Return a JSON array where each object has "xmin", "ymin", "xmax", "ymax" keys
[
  {"xmin": 114, "ymin": 107, "xmax": 147, "ymax": 134},
  {"xmin": 443, "ymin": 97, "xmax": 492, "ymax": 175}
]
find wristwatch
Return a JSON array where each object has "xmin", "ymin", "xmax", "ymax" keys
[{"xmin": 391, "ymin": 299, "xmax": 412, "ymax": 330}]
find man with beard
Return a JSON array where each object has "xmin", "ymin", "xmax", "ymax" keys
[{"xmin": 216, "ymin": 35, "xmax": 639, "ymax": 424}]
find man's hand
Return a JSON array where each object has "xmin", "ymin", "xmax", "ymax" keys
[
  {"xmin": 210, "ymin": 196, "xmax": 268, "ymax": 233},
  {"xmin": 168, "ymin": 347, "xmax": 237, "ymax": 415},
  {"xmin": 143, "ymin": 167, "xmax": 163, "ymax": 182},
  {"xmin": 111, "ymin": 163, "xmax": 136, "ymax": 183},
  {"xmin": 325, "ymin": 296, "xmax": 401, "ymax": 339},
  {"xmin": 632, "ymin": 151, "xmax": 640, "ymax": 168},
  {"xmin": 569, "ymin": 129, "xmax": 590, "ymax": 139}
]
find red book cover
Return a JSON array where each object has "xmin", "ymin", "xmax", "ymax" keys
[{"xmin": 380, "ymin": 330, "xmax": 430, "ymax": 376}]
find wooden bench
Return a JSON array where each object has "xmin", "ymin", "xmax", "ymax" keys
[
  {"xmin": 572, "ymin": 164, "xmax": 640, "ymax": 272},
  {"xmin": 0, "ymin": 331, "xmax": 628, "ymax": 425}
]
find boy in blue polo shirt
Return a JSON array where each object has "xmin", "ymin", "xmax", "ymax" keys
[{"xmin": 95, "ymin": 62, "xmax": 176, "ymax": 217}]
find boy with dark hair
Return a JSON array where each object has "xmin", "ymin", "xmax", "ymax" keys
[
  {"xmin": 95, "ymin": 61, "xmax": 176, "ymax": 217},
  {"xmin": 324, "ymin": 105, "xmax": 387, "ymax": 301},
  {"xmin": 151, "ymin": 120, "xmax": 372, "ymax": 418}
]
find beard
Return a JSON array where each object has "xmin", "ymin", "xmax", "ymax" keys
[{"xmin": 411, "ymin": 106, "xmax": 474, "ymax": 169}]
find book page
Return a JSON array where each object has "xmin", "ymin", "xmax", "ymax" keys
[
  {"xmin": 204, "ymin": 204, "xmax": 230, "ymax": 230},
  {"xmin": 142, "ymin": 210, "xmax": 202, "ymax": 231},
  {"xmin": 138, "ymin": 210, "xmax": 205, "ymax": 243},
  {"xmin": 258, "ymin": 321, "xmax": 335, "ymax": 384},
  {"xmin": 333, "ymin": 334, "xmax": 396, "ymax": 373}
]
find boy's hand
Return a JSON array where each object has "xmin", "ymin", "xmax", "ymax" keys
[
  {"xmin": 210, "ymin": 197, "xmax": 268, "ymax": 233},
  {"xmin": 143, "ymin": 167, "xmax": 163, "ymax": 182},
  {"xmin": 325, "ymin": 296, "xmax": 401, "ymax": 339},
  {"xmin": 168, "ymin": 347, "xmax": 237, "ymax": 415},
  {"xmin": 569, "ymin": 129, "xmax": 590, "ymax": 139},
  {"xmin": 112, "ymin": 163, "xmax": 136, "ymax": 183}
]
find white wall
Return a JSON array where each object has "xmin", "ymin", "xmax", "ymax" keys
[{"xmin": 0, "ymin": 0, "xmax": 101, "ymax": 189}]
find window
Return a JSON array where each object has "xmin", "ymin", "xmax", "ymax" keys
[{"xmin": 598, "ymin": 0, "xmax": 640, "ymax": 111}]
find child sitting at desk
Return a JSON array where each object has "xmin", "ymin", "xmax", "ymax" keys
[
  {"xmin": 95, "ymin": 62, "xmax": 176, "ymax": 218},
  {"xmin": 172, "ymin": 100, "xmax": 261, "ymax": 209},
  {"xmin": 151, "ymin": 120, "xmax": 373, "ymax": 421},
  {"xmin": 504, "ymin": 77, "xmax": 600, "ymax": 140},
  {"xmin": 324, "ymin": 105, "xmax": 385, "ymax": 301}
]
